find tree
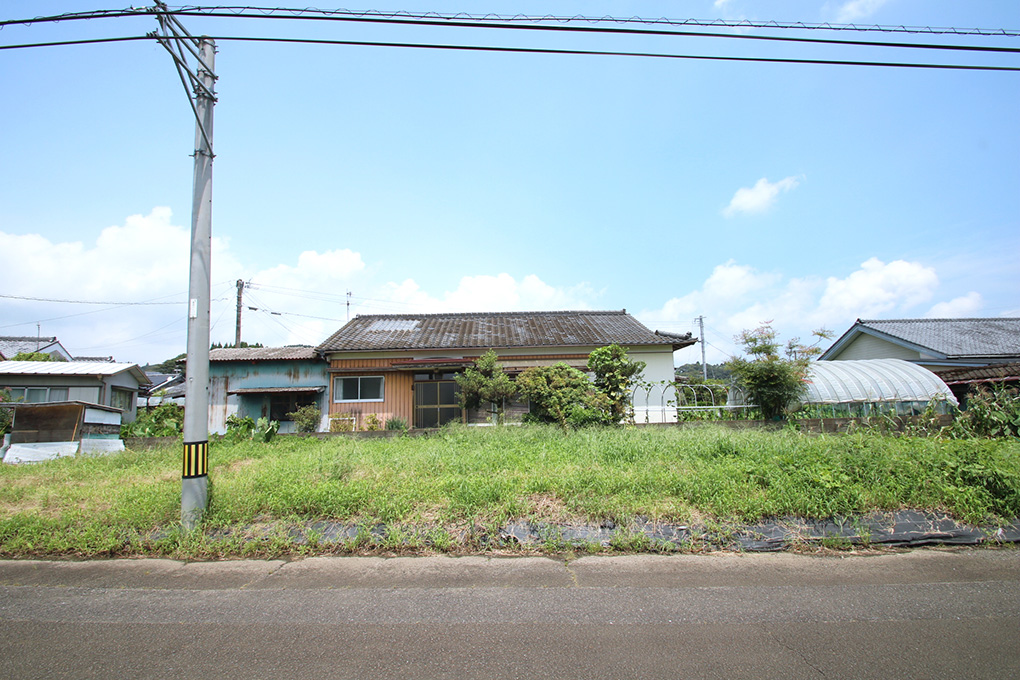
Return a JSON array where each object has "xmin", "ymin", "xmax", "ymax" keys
[
  {"xmin": 516, "ymin": 363, "xmax": 610, "ymax": 429},
  {"xmin": 455, "ymin": 349, "xmax": 518, "ymax": 423},
  {"xmin": 587, "ymin": 344, "xmax": 645, "ymax": 424},
  {"xmin": 10, "ymin": 352, "xmax": 60, "ymax": 362},
  {"xmin": 726, "ymin": 323, "xmax": 832, "ymax": 420}
]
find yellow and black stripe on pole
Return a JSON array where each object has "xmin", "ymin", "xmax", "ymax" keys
[{"xmin": 182, "ymin": 440, "xmax": 209, "ymax": 479}]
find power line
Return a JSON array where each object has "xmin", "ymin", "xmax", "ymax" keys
[
  {"xmin": 53, "ymin": 7, "xmax": 1020, "ymax": 55},
  {"xmin": 4, "ymin": 33, "xmax": 1016, "ymax": 71},
  {"xmin": 3, "ymin": 7, "xmax": 1016, "ymax": 38},
  {"xmin": 0, "ymin": 292, "xmax": 184, "ymax": 305}
]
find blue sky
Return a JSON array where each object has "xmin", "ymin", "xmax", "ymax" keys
[{"xmin": 1, "ymin": 1, "xmax": 1017, "ymax": 366}]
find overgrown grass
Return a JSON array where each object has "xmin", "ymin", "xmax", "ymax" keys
[{"xmin": 1, "ymin": 424, "xmax": 1018, "ymax": 557}]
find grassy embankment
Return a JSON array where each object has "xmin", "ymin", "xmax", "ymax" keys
[{"xmin": 1, "ymin": 424, "xmax": 1018, "ymax": 558}]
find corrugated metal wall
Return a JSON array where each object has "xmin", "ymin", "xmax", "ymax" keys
[{"xmin": 328, "ymin": 359, "xmax": 414, "ymax": 428}]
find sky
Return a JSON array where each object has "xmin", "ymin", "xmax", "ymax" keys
[{"xmin": 1, "ymin": 0, "xmax": 1018, "ymax": 367}]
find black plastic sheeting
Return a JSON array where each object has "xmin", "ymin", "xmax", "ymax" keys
[{"xmin": 268, "ymin": 510, "xmax": 1020, "ymax": 552}]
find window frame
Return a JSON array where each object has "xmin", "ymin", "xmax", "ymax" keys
[{"xmin": 333, "ymin": 376, "xmax": 385, "ymax": 403}]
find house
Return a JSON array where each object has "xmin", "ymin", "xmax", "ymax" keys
[
  {"xmin": 316, "ymin": 310, "xmax": 697, "ymax": 429},
  {"xmin": 0, "ymin": 336, "xmax": 73, "ymax": 361},
  {"xmin": 137, "ymin": 372, "xmax": 186, "ymax": 410},
  {"xmin": 819, "ymin": 318, "xmax": 1020, "ymax": 376},
  {"xmin": 937, "ymin": 361, "xmax": 1020, "ymax": 407},
  {"xmin": 0, "ymin": 361, "xmax": 150, "ymax": 423},
  {"xmin": 207, "ymin": 346, "xmax": 329, "ymax": 434}
]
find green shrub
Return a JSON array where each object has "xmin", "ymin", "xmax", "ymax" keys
[
  {"xmin": 121, "ymin": 401, "xmax": 184, "ymax": 437},
  {"xmin": 516, "ymin": 363, "xmax": 610, "ymax": 429},
  {"xmin": 287, "ymin": 404, "xmax": 321, "ymax": 433},
  {"xmin": 385, "ymin": 417, "xmax": 408, "ymax": 431}
]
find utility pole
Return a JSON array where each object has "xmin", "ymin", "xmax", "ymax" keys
[
  {"xmin": 235, "ymin": 279, "xmax": 244, "ymax": 346},
  {"xmin": 696, "ymin": 316, "xmax": 707, "ymax": 381},
  {"xmin": 180, "ymin": 36, "xmax": 215, "ymax": 529},
  {"xmin": 154, "ymin": 2, "xmax": 217, "ymax": 529},
  {"xmin": 346, "ymin": 290, "xmax": 352, "ymax": 322}
]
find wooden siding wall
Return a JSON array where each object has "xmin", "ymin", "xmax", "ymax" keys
[{"xmin": 328, "ymin": 359, "xmax": 414, "ymax": 428}]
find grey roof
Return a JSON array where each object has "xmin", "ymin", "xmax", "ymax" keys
[
  {"xmin": 209, "ymin": 346, "xmax": 319, "ymax": 362},
  {"xmin": 0, "ymin": 361, "xmax": 150, "ymax": 385},
  {"xmin": 938, "ymin": 361, "xmax": 1020, "ymax": 385},
  {"xmin": 317, "ymin": 310, "xmax": 694, "ymax": 353},
  {"xmin": 822, "ymin": 318, "xmax": 1020, "ymax": 360},
  {"xmin": 0, "ymin": 336, "xmax": 65, "ymax": 357}
]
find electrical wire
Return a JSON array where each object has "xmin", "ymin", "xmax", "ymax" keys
[
  {"xmin": 0, "ymin": 293, "xmax": 185, "ymax": 305},
  {"xmin": 2, "ymin": 6, "xmax": 1016, "ymax": 37},
  {"xmin": 62, "ymin": 7, "xmax": 1020, "ymax": 55},
  {"xmin": 2, "ymin": 33, "xmax": 1016, "ymax": 70}
]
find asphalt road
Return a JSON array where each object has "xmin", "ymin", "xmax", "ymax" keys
[{"xmin": 1, "ymin": 549, "xmax": 1018, "ymax": 679}]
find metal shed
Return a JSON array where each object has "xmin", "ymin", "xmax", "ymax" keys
[{"xmin": 803, "ymin": 359, "xmax": 957, "ymax": 416}]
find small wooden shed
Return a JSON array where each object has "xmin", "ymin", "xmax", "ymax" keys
[{"xmin": 0, "ymin": 401, "xmax": 124, "ymax": 464}]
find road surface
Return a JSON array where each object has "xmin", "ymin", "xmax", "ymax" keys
[{"xmin": 1, "ymin": 549, "xmax": 1018, "ymax": 679}]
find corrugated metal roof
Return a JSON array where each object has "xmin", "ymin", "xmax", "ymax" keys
[
  {"xmin": 317, "ymin": 311, "xmax": 694, "ymax": 353},
  {"xmin": 804, "ymin": 359, "xmax": 957, "ymax": 406},
  {"xmin": 825, "ymin": 318, "xmax": 1020, "ymax": 359},
  {"xmin": 0, "ymin": 361, "xmax": 150, "ymax": 385},
  {"xmin": 209, "ymin": 346, "xmax": 318, "ymax": 362}
]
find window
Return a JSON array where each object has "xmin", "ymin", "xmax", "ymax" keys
[
  {"xmin": 111, "ymin": 388, "xmax": 134, "ymax": 413},
  {"xmin": 334, "ymin": 376, "xmax": 384, "ymax": 403},
  {"xmin": 6, "ymin": 387, "xmax": 69, "ymax": 403}
]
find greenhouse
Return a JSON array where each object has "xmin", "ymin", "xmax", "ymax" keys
[{"xmin": 799, "ymin": 358, "xmax": 958, "ymax": 417}]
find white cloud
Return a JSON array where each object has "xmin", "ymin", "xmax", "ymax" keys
[
  {"xmin": 0, "ymin": 209, "xmax": 601, "ymax": 363},
  {"xmin": 640, "ymin": 257, "xmax": 955, "ymax": 364},
  {"xmin": 835, "ymin": 0, "xmax": 889, "ymax": 23},
  {"xmin": 926, "ymin": 292, "xmax": 983, "ymax": 318},
  {"xmin": 722, "ymin": 176, "xmax": 801, "ymax": 218},
  {"xmin": 818, "ymin": 257, "xmax": 938, "ymax": 318}
]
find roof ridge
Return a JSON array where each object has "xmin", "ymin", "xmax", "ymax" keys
[
  {"xmin": 351, "ymin": 309, "xmax": 627, "ymax": 320},
  {"xmin": 861, "ymin": 318, "xmax": 1020, "ymax": 323}
]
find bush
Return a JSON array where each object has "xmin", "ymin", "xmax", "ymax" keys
[
  {"xmin": 287, "ymin": 404, "xmax": 321, "ymax": 433},
  {"xmin": 0, "ymin": 388, "xmax": 13, "ymax": 436},
  {"xmin": 456, "ymin": 349, "xmax": 518, "ymax": 423},
  {"xmin": 588, "ymin": 344, "xmax": 645, "ymax": 424},
  {"xmin": 516, "ymin": 363, "xmax": 610, "ymax": 429},
  {"xmin": 121, "ymin": 401, "xmax": 184, "ymax": 437},
  {"xmin": 329, "ymin": 413, "xmax": 356, "ymax": 433},
  {"xmin": 385, "ymin": 417, "xmax": 408, "ymax": 431}
]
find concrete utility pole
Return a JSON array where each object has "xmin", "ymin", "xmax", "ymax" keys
[
  {"xmin": 180, "ymin": 37, "xmax": 216, "ymax": 529},
  {"xmin": 152, "ymin": 2, "xmax": 218, "ymax": 529},
  {"xmin": 697, "ymin": 316, "xmax": 707, "ymax": 381},
  {"xmin": 235, "ymin": 279, "xmax": 244, "ymax": 346}
]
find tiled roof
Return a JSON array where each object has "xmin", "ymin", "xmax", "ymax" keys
[
  {"xmin": 317, "ymin": 310, "xmax": 693, "ymax": 353},
  {"xmin": 857, "ymin": 318, "xmax": 1020, "ymax": 357},
  {"xmin": 209, "ymin": 346, "xmax": 319, "ymax": 362},
  {"xmin": 0, "ymin": 336, "xmax": 61, "ymax": 357},
  {"xmin": 823, "ymin": 318, "xmax": 1020, "ymax": 360},
  {"xmin": 938, "ymin": 362, "xmax": 1020, "ymax": 384}
]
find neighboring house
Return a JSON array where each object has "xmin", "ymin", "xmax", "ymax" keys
[
  {"xmin": 937, "ymin": 362, "xmax": 1020, "ymax": 407},
  {"xmin": 137, "ymin": 372, "xmax": 186, "ymax": 410},
  {"xmin": 207, "ymin": 346, "xmax": 329, "ymax": 434},
  {"xmin": 819, "ymin": 318, "xmax": 1020, "ymax": 376},
  {"xmin": 0, "ymin": 361, "xmax": 150, "ymax": 422},
  {"xmin": 316, "ymin": 310, "xmax": 697, "ymax": 429},
  {"xmin": 0, "ymin": 336, "xmax": 73, "ymax": 361},
  {"xmin": 74, "ymin": 355, "xmax": 115, "ymax": 363}
]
